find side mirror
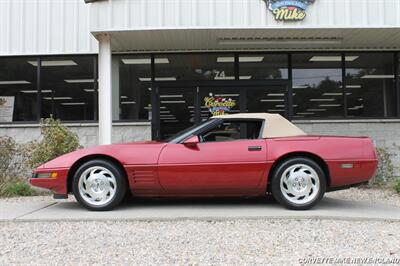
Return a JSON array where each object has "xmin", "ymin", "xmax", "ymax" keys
[{"xmin": 183, "ymin": 135, "xmax": 199, "ymax": 147}]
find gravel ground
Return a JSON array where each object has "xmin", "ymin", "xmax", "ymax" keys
[
  {"xmin": 1, "ymin": 188, "xmax": 400, "ymax": 265},
  {"xmin": 1, "ymin": 219, "xmax": 399, "ymax": 265}
]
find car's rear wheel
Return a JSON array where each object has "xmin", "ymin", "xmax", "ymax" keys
[
  {"xmin": 270, "ymin": 157, "xmax": 326, "ymax": 210},
  {"xmin": 72, "ymin": 159, "xmax": 127, "ymax": 211}
]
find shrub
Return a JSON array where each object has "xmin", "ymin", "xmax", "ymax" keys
[
  {"xmin": 0, "ymin": 137, "xmax": 32, "ymax": 197},
  {"xmin": 369, "ymin": 147, "xmax": 395, "ymax": 187},
  {"xmin": 28, "ymin": 117, "xmax": 81, "ymax": 169},
  {"xmin": 395, "ymin": 180, "xmax": 400, "ymax": 194}
]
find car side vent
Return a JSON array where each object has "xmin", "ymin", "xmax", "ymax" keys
[{"xmin": 131, "ymin": 170, "xmax": 157, "ymax": 185}]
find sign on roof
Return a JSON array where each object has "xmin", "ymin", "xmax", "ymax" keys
[{"xmin": 264, "ymin": 0, "xmax": 316, "ymax": 21}]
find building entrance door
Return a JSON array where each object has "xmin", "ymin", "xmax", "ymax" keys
[{"xmin": 154, "ymin": 83, "xmax": 289, "ymax": 140}]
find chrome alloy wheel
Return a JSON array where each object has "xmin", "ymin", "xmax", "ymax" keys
[
  {"xmin": 279, "ymin": 164, "xmax": 320, "ymax": 205},
  {"xmin": 78, "ymin": 166, "xmax": 117, "ymax": 206}
]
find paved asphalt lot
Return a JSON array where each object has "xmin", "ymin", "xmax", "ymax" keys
[{"xmin": 1, "ymin": 195, "xmax": 400, "ymax": 222}]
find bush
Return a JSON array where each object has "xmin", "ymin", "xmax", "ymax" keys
[
  {"xmin": 28, "ymin": 117, "xmax": 81, "ymax": 169},
  {"xmin": 0, "ymin": 137, "xmax": 32, "ymax": 197},
  {"xmin": 395, "ymin": 180, "xmax": 400, "ymax": 194},
  {"xmin": 369, "ymin": 147, "xmax": 395, "ymax": 187}
]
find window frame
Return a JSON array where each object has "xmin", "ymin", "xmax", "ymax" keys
[{"xmin": 196, "ymin": 118, "xmax": 265, "ymax": 143}]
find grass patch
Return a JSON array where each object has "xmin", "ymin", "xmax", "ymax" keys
[{"xmin": 0, "ymin": 181, "xmax": 36, "ymax": 197}]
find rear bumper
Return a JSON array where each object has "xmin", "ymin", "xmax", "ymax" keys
[
  {"xmin": 30, "ymin": 168, "xmax": 69, "ymax": 195},
  {"xmin": 327, "ymin": 159, "xmax": 378, "ymax": 188}
]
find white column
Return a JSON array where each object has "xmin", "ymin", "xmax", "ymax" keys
[{"xmin": 98, "ymin": 34, "xmax": 112, "ymax": 145}]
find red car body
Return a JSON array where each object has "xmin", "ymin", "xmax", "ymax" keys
[{"xmin": 31, "ymin": 136, "xmax": 378, "ymax": 198}]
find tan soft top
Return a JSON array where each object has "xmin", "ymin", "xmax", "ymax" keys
[{"xmin": 211, "ymin": 113, "xmax": 307, "ymax": 138}]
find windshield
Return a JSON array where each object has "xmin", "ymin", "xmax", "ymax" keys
[{"xmin": 164, "ymin": 119, "xmax": 216, "ymax": 143}]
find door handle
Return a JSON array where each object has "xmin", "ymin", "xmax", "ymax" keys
[{"xmin": 248, "ymin": 146, "xmax": 262, "ymax": 151}]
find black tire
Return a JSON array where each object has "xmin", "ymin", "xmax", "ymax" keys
[
  {"xmin": 270, "ymin": 157, "xmax": 326, "ymax": 210},
  {"xmin": 72, "ymin": 159, "xmax": 127, "ymax": 211}
]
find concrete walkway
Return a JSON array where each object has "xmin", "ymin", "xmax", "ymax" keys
[{"xmin": 1, "ymin": 196, "xmax": 400, "ymax": 222}]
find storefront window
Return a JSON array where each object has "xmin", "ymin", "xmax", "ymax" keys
[
  {"xmin": 119, "ymin": 55, "xmax": 152, "ymax": 120},
  {"xmin": 239, "ymin": 54, "xmax": 288, "ymax": 80},
  {"xmin": 155, "ymin": 54, "xmax": 235, "ymax": 81},
  {"xmin": 346, "ymin": 53, "xmax": 396, "ymax": 118},
  {"xmin": 246, "ymin": 85, "xmax": 288, "ymax": 117},
  {"xmin": 0, "ymin": 57, "xmax": 38, "ymax": 122},
  {"xmin": 292, "ymin": 53, "xmax": 343, "ymax": 118},
  {"xmin": 199, "ymin": 87, "xmax": 241, "ymax": 121},
  {"xmin": 40, "ymin": 56, "xmax": 95, "ymax": 121}
]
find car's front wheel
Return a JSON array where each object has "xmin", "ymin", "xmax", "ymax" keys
[
  {"xmin": 270, "ymin": 157, "xmax": 326, "ymax": 210},
  {"xmin": 72, "ymin": 159, "xmax": 127, "ymax": 211}
]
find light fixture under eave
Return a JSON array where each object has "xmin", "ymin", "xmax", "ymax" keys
[
  {"xmin": 122, "ymin": 58, "xmax": 169, "ymax": 64},
  {"xmin": 218, "ymin": 37, "xmax": 343, "ymax": 46},
  {"xmin": 260, "ymin": 99, "xmax": 284, "ymax": 102},
  {"xmin": 214, "ymin": 94, "xmax": 240, "ymax": 97},
  {"xmin": 43, "ymin": 97, "xmax": 72, "ymax": 100},
  {"xmin": 322, "ymin": 93, "xmax": 352, "ymax": 96},
  {"xmin": 64, "ymin": 79, "xmax": 95, "ymax": 83},
  {"xmin": 21, "ymin": 90, "xmax": 52, "ymax": 93},
  {"xmin": 139, "ymin": 77, "xmax": 177, "ymax": 82},
  {"xmin": 309, "ymin": 56, "xmax": 359, "ymax": 62},
  {"xmin": 161, "ymin": 100, "xmax": 186, "ymax": 104},
  {"xmin": 0, "ymin": 80, "xmax": 30, "ymax": 85},
  {"xmin": 319, "ymin": 104, "xmax": 342, "ymax": 107},
  {"xmin": 268, "ymin": 93, "xmax": 285, "ymax": 97},
  {"xmin": 307, "ymin": 109, "xmax": 327, "ymax": 112},
  {"xmin": 28, "ymin": 60, "xmax": 77, "ymax": 67},
  {"xmin": 217, "ymin": 56, "xmax": 264, "ymax": 63},
  {"xmin": 121, "ymin": 101, "xmax": 136, "ymax": 104},
  {"xmin": 61, "ymin": 102, "xmax": 86, "ymax": 106},
  {"xmin": 360, "ymin": 75, "xmax": 395, "ymax": 79},
  {"xmin": 160, "ymin": 95, "xmax": 183, "ymax": 98},
  {"xmin": 309, "ymin": 98, "xmax": 335, "ymax": 102},
  {"xmin": 84, "ymin": 89, "xmax": 95, "ymax": 92}
]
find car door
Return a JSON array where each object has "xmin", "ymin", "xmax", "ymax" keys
[{"xmin": 157, "ymin": 119, "xmax": 268, "ymax": 195}]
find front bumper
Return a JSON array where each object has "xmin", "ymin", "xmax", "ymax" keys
[{"xmin": 30, "ymin": 168, "xmax": 69, "ymax": 195}]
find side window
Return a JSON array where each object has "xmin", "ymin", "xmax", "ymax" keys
[{"xmin": 199, "ymin": 120, "xmax": 262, "ymax": 143}]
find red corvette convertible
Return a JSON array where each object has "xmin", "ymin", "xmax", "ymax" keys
[{"xmin": 30, "ymin": 113, "xmax": 378, "ymax": 211}]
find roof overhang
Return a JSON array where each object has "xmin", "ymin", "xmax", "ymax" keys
[{"xmin": 92, "ymin": 27, "xmax": 400, "ymax": 53}]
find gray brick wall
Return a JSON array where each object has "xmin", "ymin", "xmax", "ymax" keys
[
  {"xmin": 0, "ymin": 122, "xmax": 151, "ymax": 147},
  {"xmin": 295, "ymin": 120, "xmax": 400, "ymax": 177}
]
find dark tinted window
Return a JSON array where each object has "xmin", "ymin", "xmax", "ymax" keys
[
  {"xmin": 155, "ymin": 54, "xmax": 235, "ymax": 81},
  {"xmin": 40, "ymin": 56, "xmax": 95, "ymax": 121},
  {"xmin": 0, "ymin": 57, "xmax": 37, "ymax": 122},
  {"xmin": 200, "ymin": 120, "xmax": 262, "ymax": 142},
  {"xmin": 292, "ymin": 53, "xmax": 343, "ymax": 119},
  {"xmin": 345, "ymin": 53, "xmax": 396, "ymax": 118},
  {"xmin": 239, "ymin": 53, "xmax": 288, "ymax": 80},
  {"xmin": 119, "ymin": 55, "xmax": 152, "ymax": 120}
]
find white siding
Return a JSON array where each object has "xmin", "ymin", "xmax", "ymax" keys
[
  {"xmin": 89, "ymin": 0, "xmax": 400, "ymax": 32},
  {"xmin": 0, "ymin": 0, "xmax": 98, "ymax": 56}
]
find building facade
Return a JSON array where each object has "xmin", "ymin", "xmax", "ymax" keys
[{"xmin": 0, "ymin": 0, "xmax": 399, "ymax": 172}]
